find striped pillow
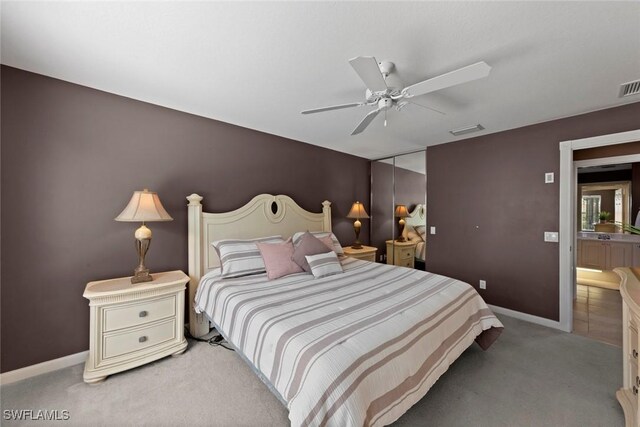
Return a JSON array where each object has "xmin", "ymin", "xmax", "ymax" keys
[
  {"xmin": 305, "ymin": 251, "xmax": 344, "ymax": 279},
  {"xmin": 292, "ymin": 231, "xmax": 344, "ymax": 256},
  {"xmin": 213, "ymin": 236, "xmax": 284, "ymax": 278}
]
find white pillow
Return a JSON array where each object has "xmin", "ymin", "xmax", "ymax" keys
[
  {"xmin": 305, "ymin": 251, "xmax": 343, "ymax": 279},
  {"xmin": 213, "ymin": 236, "xmax": 284, "ymax": 278},
  {"xmin": 414, "ymin": 226, "xmax": 427, "ymax": 242},
  {"xmin": 292, "ymin": 231, "xmax": 344, "ymax": 255}
]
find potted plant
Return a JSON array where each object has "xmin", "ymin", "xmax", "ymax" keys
[
  {"xmin": 617, "ymin": 222, "xmax": 640, "ymax": 235},
  {"xmin": 599, "ymin": 211, "xmax": 611, "ymax": 223}
]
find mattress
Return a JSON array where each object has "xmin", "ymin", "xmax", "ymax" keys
[{"xmin": 195, "ymin": 257, "xmax": 503, "ymax": 427}]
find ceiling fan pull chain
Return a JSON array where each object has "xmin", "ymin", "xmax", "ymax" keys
[{"xmin": 384, "ymin": 109, "xmax": 387, "ymax": 127}]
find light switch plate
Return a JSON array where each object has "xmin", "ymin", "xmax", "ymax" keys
[
  {"xmin": 430, "ymin": 226, "xmax": 436, "ymax": 235},
  {"xmin": 544, "ymin": 231, "xmax": 559, "ymax": 242},
  {"xmin": 545, "ymin": 172, "xmax": 554, "ymax": 183}
]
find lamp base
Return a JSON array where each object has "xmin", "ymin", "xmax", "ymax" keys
[
  {"xmin": 131, "ymin": 235, "xmax": 153, "ymax": 284},
  {"xmin": 131, "ymin": 267, "xmax": 153, "ymax": 284},
  {"xmin": 395, "ymin": 237, "xmax": 406, "ymax": 242},
  {"xmin": 351, "ymin": 243, "xmax": 363, "ymax": 249}
]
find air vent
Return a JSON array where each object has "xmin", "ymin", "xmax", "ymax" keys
[
  {"xmin": 450, "ymin": 124, "xmax": 485, "ymax": 136},
  {"xmin": 619, "ymin": 79, "xmax": 640, "ymax": 98}
]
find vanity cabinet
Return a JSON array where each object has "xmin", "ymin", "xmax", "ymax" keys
[
  {"xmin": 633, "ymin": 243, "xmax": 640, "ymax": 268},
  {"xmin": 578, "ymin": 240, "xmax": 634, "ymax": 270}
]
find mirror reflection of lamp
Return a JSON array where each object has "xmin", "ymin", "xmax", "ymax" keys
[
  {"xmin": 346, "ymin": 202, "xmax": 369, "ymax": 249},
  {"xmin": 395, "ymin": 204, "xmax": 409, "ymax": 242}
]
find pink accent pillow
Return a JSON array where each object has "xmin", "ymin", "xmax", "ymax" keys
[
  {"xmin": 319, "ymin": 235, "xmax": 335, "ymax": 252},
  {"xmin": 256, "ymin": 238, "xmax": 304, "ymax": 280}
]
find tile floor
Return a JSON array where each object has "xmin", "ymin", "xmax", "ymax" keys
[{"xmin": 573, "ymin": 284, "xmax": 622, "ymax": 347}]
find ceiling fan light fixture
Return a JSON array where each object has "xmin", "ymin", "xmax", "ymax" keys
[{"xmin": 450, "ymin": 124, "xmax": 485, "ymax": 136}]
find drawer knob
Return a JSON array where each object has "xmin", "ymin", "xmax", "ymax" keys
[
  {"xmin": 633, "ymin": 349, "xmax": 638, "ymax": 359},
  {"xmin": 636, "ymin": 376, "xmax": 640, "ymax": 387},
  {"xmin": 139, "ymin": 311, "xmax": 148, "ymax": 318},
  {"xmin": 635, "ymin": 386, "xmax": 638, "ymax": 396},
  {"xmin": 139, "ymin": 336, "xmax": 148, "ymax": 343}
]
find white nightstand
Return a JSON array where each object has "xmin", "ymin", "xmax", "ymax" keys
[
  {"xmin": 83, "ymin": 270, "xmax": 189, "ymax": 384},
  {"xmin": 342, "ymin": 245, "xmax": 378, "ymax": 262},
  {"xmin": 386, "ymin": 240, "xmax": 417, "ymax": 268}
]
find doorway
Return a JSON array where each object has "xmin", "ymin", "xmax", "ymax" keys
[
  {"xmin": 572, "ymin": 164, "xmax": 635, "ymax": 346},
  {"xmin": 559, "ymin": 130, "xmax": 640, "ymax": 336}
]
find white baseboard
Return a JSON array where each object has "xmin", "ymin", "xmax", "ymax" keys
[
  {"xmin": 488, "ymin": 304, "xmax": 568, "ymax": 332},
  {"xmin": 0, "ymin": 351, "xmax": 88, "ymax": 386}
]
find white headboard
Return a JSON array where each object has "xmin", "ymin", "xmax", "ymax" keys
[
  {"xmin": 405, "ymin": 204, "xmax": 426, "ymax": 229},
  {"xmin": 186, "ymin": 193, "xmax": 332, "ymax": 337}
]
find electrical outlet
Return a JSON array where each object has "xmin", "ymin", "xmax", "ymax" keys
[{"xmin": 479, "ymin": 280, "xmax": 486, "ymax": 290}]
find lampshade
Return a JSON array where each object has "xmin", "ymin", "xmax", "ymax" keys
[
  {"xmin": 347, "ymin": 201, "xmax": 369, "ymax": 219},
  {"xmin": 394, "ymin": 204, "xmax": 409, "ymax": 218},
  {"xmin": 115, "ymin": 189, "xmax": 173, "ymax": 222}
]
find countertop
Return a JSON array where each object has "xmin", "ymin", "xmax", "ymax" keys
[{"xmin": 578, "ymin": 232, "xmax": 640, "ymax": 243}]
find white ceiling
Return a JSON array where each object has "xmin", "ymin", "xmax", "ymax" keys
[{"xmin": 2, "ymin": 1, "xmax": 639, "ymax": 160}]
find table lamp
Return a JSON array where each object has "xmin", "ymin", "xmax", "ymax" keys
[
  {"xmin": 395, "ymin": 204, "xmax": 409, "ymax": 242},
  {"xmin": 115, "ymin": 189, "xmax": 173, "ymax": 284},
  {"xmin": 346, "ymin": 201, "xmax": 369, "ymax": 249}
]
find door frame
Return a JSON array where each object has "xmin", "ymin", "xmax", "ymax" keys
[{"xmin": 559, "ymin": 129, "xmax": 640, "ymax": 332}]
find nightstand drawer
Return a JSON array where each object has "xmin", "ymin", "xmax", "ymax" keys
[
  {"xmin": 104, "ymin": 296, "xmax": 176, "ymax": 332},
  {"xmin": 103, "ymin": 319, "xmax": 177, "ymax": 360},
  {"xmin": 398, "ymin": 259, "xmax": 413, "ymax": 268},
  {"xmin": 397, "ymin": 247, "xmax": 413, "ymax": 260}
]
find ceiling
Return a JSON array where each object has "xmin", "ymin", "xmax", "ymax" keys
[{"xmin": 2, "ymin": 1, "xmax": 639, "ymax": 160}]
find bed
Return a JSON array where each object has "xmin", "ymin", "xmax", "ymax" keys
[
  {"xmin": 187, "ymin": 193, "xmax": 503, "ymax": 427},
  {"xmin": 404, "ymin": 204, "xmax": 427, "ymax": 262}
]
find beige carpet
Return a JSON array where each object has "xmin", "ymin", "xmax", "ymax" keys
[
  {"xmin": 0, "ymin": 315, "xmax": 624, "ymax": 427},
  {"xmin": 576, "ymin": 269, "xmax": 621, "ymax": 290}
]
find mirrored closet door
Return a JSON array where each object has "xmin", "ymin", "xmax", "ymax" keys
[{"xmin": 370, "ymin": 151, "xmax": 427, "ymax": 269}]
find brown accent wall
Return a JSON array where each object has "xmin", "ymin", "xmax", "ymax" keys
[
  {"xmin": 0, "ymin": 66, "xmax": 370, "ymax": 373},
  {"xmin": 573, "ymin": 141, "xmax": 640, "ymax": 161},
  {"xmin": 426, "ymin": 102, "xmax": 640, "ymax": 321}
]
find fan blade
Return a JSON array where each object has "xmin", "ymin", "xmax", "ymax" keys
[
  {"xmin": 401, "ymin": 61, "xmax": 491, "ymax": 98},
  {"xmin": 349, "ymin": 56, "xmax": 388, "ymax": 92},
  {"xmin": 351, "ymin": 109, "xmax": 381, "ymax": 135},
  {"xmin": 406, "ymin": 100, "xmax": 446, "ymax": 115},
  {"xmin": 301, "ymin": 102, "xmax": 363, "ymax": 115}
]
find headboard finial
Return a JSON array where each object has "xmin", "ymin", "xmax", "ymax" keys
[{"xmin": 187, "ymin": 193, "xmax": 203, "ymax": 206}]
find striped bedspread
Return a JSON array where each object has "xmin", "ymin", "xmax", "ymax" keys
[{"xmin": 195, "ymin": 257, "xmax": 503, "ymax": 427}]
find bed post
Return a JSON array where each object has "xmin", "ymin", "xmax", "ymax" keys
[
  {"xmin": 187, "ymin": 193, "xmax": 209, "ymax": 338},
  {"xmin": 322, "ymin": 200, "xmax": 332, "ymax": 231}
]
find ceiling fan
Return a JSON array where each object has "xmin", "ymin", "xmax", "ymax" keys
[{"xmin": 301, "ymin": 56, "xmax": 491, "ymax": 135}]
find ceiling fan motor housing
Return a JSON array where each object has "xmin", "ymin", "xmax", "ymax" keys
[{"xmin": 378, "ymin": 98, "xmax": 393, "ymax": 110}]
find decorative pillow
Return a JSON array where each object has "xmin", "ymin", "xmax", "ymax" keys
[
  {"xmin": 292, "ymin": 231, "xmax": 344, "ymax": 255},
  {"xmin": 407, "ymin": 230, "xmax": 423, "ymax": 242},
  {"xmin": 213, "ymin": 235, "xmax": 284, "ymax": 278},
  {"xmin": 414, "ymin": 225, "xmax": 427, "ymax": 242},
  {"xmin": 318, "ymin": 235, "xmax": 335, "ymax": 252},
  {"xmin": 291, "ymin": 232, "xmax": 333, "ymax": 272},
  {"xmin": 256, "ymin": 238, "xmax": 303, "ymax": 280},
  {"xmin": 305, "ymin": 251, "xmax": 344, "ymax": 279}
]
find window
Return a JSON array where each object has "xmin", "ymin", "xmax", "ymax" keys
[{"xmin": 581, "ymin": 195, "xmax": 601, "ymax": 231}]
